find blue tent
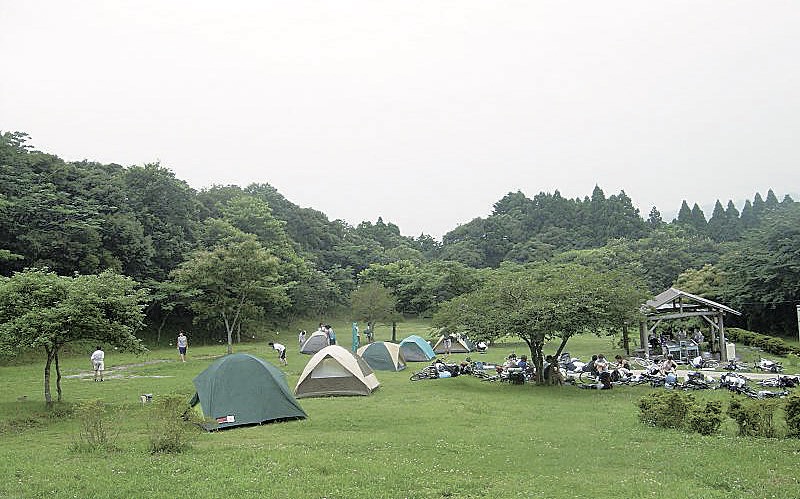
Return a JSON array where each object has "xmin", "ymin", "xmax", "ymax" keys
[{"xmin": 399, "ymin": 335, "xmax": 436, "ymax": 362}]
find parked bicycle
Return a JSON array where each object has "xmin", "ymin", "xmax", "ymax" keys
[{"xmin": 754, "ymin": 358, "xmax": 783, "ymax": 374}]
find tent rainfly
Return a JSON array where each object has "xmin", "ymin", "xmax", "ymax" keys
[
  {"xmin": 357, "ymin": 341, "xmax": 407, "ymax": 371},
  {"xmin": 295, "ymin": 345, "xmax": 380, "ymax": 398},
  {"xmin": 432, "ymin": 335, "xmax": 473, "ymax": 354},
  {"xmin": 398, "ymin": 335, "xmax": 436, "ymax": 362},
  {"xmin": 189, "ymin": 353, "xmax": 306, "ymax": 430},
  {"xmin": 300, "ymin": 330, "xmax": 330, "ymax": 354}
]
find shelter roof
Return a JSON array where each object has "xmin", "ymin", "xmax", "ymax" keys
[{"xmin": 645, "ymin": 287, "xmax": 741, "ymax": 316}]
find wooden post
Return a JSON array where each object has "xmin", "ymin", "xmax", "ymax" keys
[
  {"xmin": 718, "ymin": 312, "xmax": 727, "ymax": 362},
  {"xmin": 622, "ymin": 322, "xmax": 630, "ymax": 356},
  {"xmin": 639, "ymin": 321, "xmax": 648, "ymax": 358}
]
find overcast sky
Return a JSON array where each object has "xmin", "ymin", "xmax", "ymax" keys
[{"xmin": 2, "ymin": 1, "xmax": 798, "ymax": 239}]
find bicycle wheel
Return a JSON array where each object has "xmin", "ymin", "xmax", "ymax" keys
[{"xmin": 410, "ymin": 370, "xmax": 435, "ymax": 381}]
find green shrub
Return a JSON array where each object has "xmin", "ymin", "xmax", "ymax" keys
[
  {"xmin": 786, "ymin": 394, "xmax": 800, "ymax": 438},
  {"xmin": 726, "ymin": 398, "xmax": 780, "ymax": 438},
  {"xmin": 637, "ymin": 391, "xmax": 693, "ymax": 430},
  {"xmin": 726, "ymin": 328, "xmax": 796, "ymax": 357},
  {"xmin": 686, "ymin": 400, "xmax": 724, "ymax": 436},
  {"xmin": 71, "ymin": 399, "xmax": 117, "ymax": 453},
  {"xmin": 148, "ymin": 395, "xmax": 194, "ymax": 454}
]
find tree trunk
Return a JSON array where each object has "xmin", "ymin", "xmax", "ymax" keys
[
  {"xmin": 391, "ymin": 322, "xmax": 397, "ymax": 343},
  {"xmin": 553, "ymin": 336, "xmax": 570, "ymax": 359},
  {"xmin": 524, "ymin": 338, "xmax": 545, "ymax": 384},
  {"xmin": 223, "ymin": 314, "xmax": 234, "ymax": 354},
  {"xmin": 55, "ymin": 350, "xmax": 63, "ymax": 402},
  {"xmin": 43, "ymin": 346, "xmax": 54, "ymax": 405},
  {"xmin": 236, "ymin": 322, "xmax": 241, "ymax": 344}
]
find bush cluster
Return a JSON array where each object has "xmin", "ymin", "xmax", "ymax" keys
[
  {"xmin": 725, "ymin": 328, "xmax": 800, "ymax": 356},
  {"xmin": 637, "ymin": 391, "xmax": 722, "ymax": 435},
  {"xmin": 148, "ymin": 395, "xmax": 195, "ymax": 454},
  {"xmin": 785, "ymin": 394, "xmax": 800, "ymax": 438},
  {"xmin": 71, "ymin": 399, "xmax": 117, "ymax": 453},
  {"xmin": 639, "ymin": 392, "xmax": 800, "ymax": 439},
  {"xmin": 727, "ymin": 398, "xmax": 780, "ymax": 438}
]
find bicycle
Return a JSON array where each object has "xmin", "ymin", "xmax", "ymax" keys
[{"xmin": 758, "ymin": 375, "xmax": 799, "ymax": 388}]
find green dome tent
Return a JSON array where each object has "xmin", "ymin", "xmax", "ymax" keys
[
  {"xmin": 189, "ymin": 353, "xmax": 306, "ymax": 430},
  {"xmin": 357, "ymin": 341, "xmax": 406, "ymax": 371}
]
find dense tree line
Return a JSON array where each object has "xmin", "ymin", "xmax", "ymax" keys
[{"xmin": 1, "ymin": 131, "xmax": 799, "ymax": 339}]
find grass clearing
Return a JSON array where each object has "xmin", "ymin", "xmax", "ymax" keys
[{"xmin": 2, "ymin": 326, "xmax": 800, "ymax": 498}]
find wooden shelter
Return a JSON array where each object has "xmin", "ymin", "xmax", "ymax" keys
[{"xmin": 639, "ymin": 288, "xmax": 742, "ymax": 361}]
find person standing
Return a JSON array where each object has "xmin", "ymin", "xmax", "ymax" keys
[
  {"xmin": 90, "ymin": 346, "xmax": 105, "ymax": 382},
  {"xmin": 327, "ymin": 325, "xmax": 336, "ymax": 345},
  {"xmin": 443, "ymin": 335, "xmax": 453, "ymax": 355},
  {"xmin": 177, "ymin": 331, "xmax": 188, "ymax": 362},
  {"xmin": 269, "ymin": 342, "xmax": 288, "ymax": 366},
  {"xmin": 298, "ymin": 330, "xmax": 307, "ymax": 346}
]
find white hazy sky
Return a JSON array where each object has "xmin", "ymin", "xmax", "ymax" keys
[{"xmin": 2, "ymin": 1, "xmax": 798, "ymax": 239}]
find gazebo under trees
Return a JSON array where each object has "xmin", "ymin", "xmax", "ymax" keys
[{"xmin": 639, "ymin": 288, "xmax": 742, "ymax": 362}]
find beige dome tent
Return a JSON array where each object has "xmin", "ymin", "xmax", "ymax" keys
[
  {"xmin": 299, "ymin": 330, "xmax": 329, "ymax": 354},
  {"xmin": 295, "ymin": 345, "xmax": 380, "ymax": 398},
  {"xmin": 432, "ymin": 334, "xmax": 473, "ymax": 354}
]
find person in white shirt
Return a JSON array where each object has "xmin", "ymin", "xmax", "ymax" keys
[
  {"xmin": 269, "ymin": 342, "xmax": 287, "ymax": 366},
  {"xmin": 176, "ymin": 331, "xmax": 188, "ymax": 362},
  {"xmin": 90, "ymin": 346, "xmax": 105, "ymax": 382}
]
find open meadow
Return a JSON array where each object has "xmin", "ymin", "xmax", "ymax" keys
[{"xmin": 2, "ymin": 322, "xmax": 799, "ymax": 499}]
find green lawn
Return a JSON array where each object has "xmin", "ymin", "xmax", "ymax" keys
[{"xmin": 1, "ymin": 323, "xmax": 799, "ymax": 499}]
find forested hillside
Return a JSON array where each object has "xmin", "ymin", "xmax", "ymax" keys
[{"xmin": 1, "ymin": 131, "xmax": 799, "ymax": 338}]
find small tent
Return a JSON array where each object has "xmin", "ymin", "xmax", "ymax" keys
[
  {"xmin": 300, "ymin": 330, "xmax": 329, "ymax": 354},
  {"xmin": 295, "ymin": 345, "xmax": 380, "ymax": 398},
  {"xmin": 432, "ymin": 335, "xmax": 473, "ymax": 354},
  {"xmin": 189, "ymin": 353, "xmax": 306, "ymax": 430},
  {"xmin": 399, "ymin": 335, "xmax": 436, "ymax": 362},
  {"xmin": 357, "ymin": 342, "xmax": 406, "ymax": 371}
]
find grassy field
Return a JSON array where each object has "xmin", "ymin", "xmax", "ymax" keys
[{"xmin": 1, "ymin": 320, "xmax": 799, "ymax": 499}]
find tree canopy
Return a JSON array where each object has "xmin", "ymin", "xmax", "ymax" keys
[
  {"xmin": 0, "ymin": 269, "xmax": 147, "ymax": 403},
  {"xmin": 433, "ymin": 262, "xmax": 648, "ymax": 382}
]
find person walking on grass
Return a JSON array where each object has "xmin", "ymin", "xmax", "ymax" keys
[
  {"xmin": 91, "ymin": 346, "xmax": 105, "ymax": 382},
  {"xmin": 177, "ymin": 331, "xmax": 188, "ymax": 362},
  {"xmin": 269, "ymin": 342, "xmax": 288, "ymax": 366}
]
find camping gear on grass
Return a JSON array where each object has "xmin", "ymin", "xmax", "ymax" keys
[
  {"xmin": 357, "ymin": 341, "xmax": 406, "ymax": 371},
  {"xmin": 398, "ymin": 335, "xmax": 436, "ymax": 362},
  {"xmin": 295, "ymin": 345, "xmax": 380, "ymax": 398},
  {"xmin": 189, "ymin": 353, "xmax": 306, "ymax": 430}
]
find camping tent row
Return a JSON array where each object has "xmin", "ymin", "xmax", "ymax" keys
[
  {"xmin": 189, "ymin": 347, "xmax": 382, "ymax": 430},
  {"xmin": 431, "ymin": 334, "xmax": 474, "ymax": 354}
]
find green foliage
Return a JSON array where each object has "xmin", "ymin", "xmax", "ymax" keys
[
  {"xmin": 170, "ymin": 235, "xmax": 288, "ymax": 353},
  {"xmin": 637, "ymin": 391, "xmax": 693, "ymax": 429},
  {"xmin": 434, "ymin": 262, "xmax": 647, "ymax": 382},
  {"xmin": 71, "ymin": 399, "xmax": 117, "ymax": 453},
  {"xmin": 727, "ymin": 398, "xmax": 780, "ymax": 438},
  {"xmin": 725, "ymin": 328, "xmax": 800, "ymax": 356},
  {"xmin": 0, "ymin": 268, "xmax": 148, "ymax": 402},
  {"xmin": 349, "ymin": 282, "xmax": 400, "ymax": 328},
  {"xmin": 720, "ymin": 203, "xmax": 800, "ymax": 334},
  {"xmin": 786, "ymin": 394, "xmax": 800, "ymax": 438},
  {"xmin": 686, "ymin": 400, "xmax": 724, "ymax": 436},
  {"xmin": 148, "ymin": 395, "xmax": 194, "ymax": 454}
]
